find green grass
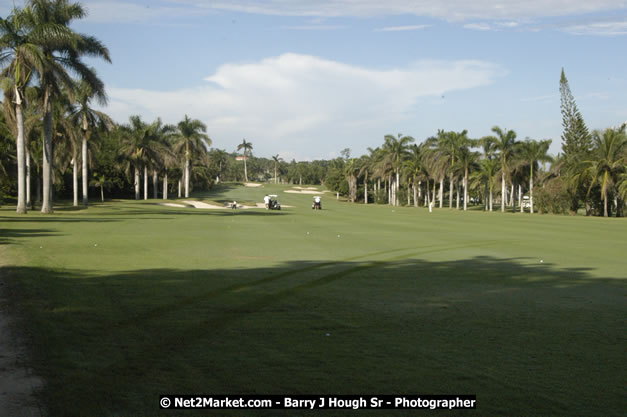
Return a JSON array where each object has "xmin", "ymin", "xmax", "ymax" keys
[{"xmin": 1, "ymin": 183, "xmax": 625, "ymax": 416}]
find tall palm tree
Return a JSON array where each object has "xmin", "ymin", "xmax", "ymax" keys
[
  {"xmin": 439, "ymin": 129, "xmax": 469, "ymax": 209},
  {"xmin": 209, "ymin": 148, "xmax": 229, "ymax": 184},
  {"xmin": 69, "ymin": 79, "xmax": 112, "ymax": 206},
  {"xmin": 383, "ymin": 133, "xmax": 414, "ymax": 206},
  {"xmin": 119, "ymin": 116, "xmax": 164, "ymax": 200},
  {"xmin": 456, "ymin": 145, "xmax": 479, "ymax": 210},
  {"xmin": 237, "ymin": 138, "xmax": 253, "ymax": 182},
  {"xmin": 0, "ymin": 6, "xmax": 46, "ymax": 213},
  {"xmin": 582, "ymin": 127, "xmax": 627, "ymax": 217},
  {"xmin": 490, "ymin": 126, "xmax": 518, "ymax": 212},
  {"xmin": 472, "ymin": 158, "xmax": 500, "ymax": 212},
  {"xmin": 272, "ymin": 154, "xmax": 282, "ymax": 184},
  {"xmin": 519, "ymin": 139, "xmax": 553, "ymax": 213},
  {"xmin": 28, "ymin": 0, "xmax": 111, "ymax": 213},
  {"xmin": 173, "ymin": 115, "xmax": 210, "ymax": 198}
]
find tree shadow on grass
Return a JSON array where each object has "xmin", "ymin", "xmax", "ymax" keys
[
  {"xmin": 1, "ymin": 255, "xmax": 625, "ymax": 417},
  {"xmin": 0, "ymin": 228, "xmax": 62, "ymax": 245}
]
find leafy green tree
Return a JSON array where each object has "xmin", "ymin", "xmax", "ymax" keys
[
  {"xmin": 69, "ymin": 79, "xmax": 112, "ymax": 206},
  {"xmin": 490, "ymin": 126, "xmax": 518, "ymax": 212},
  {"xmin": 28, "ymin": 0, "xmax": 111, "ymax": 213},
  {"xmin": 0, "ymin": 6, "xmax": 46, "ymax": 213},
  {"xmin": 173, "ymin": 115, "xmax": 209, "ymax": 198},
  {"xmin": 237, "ymin": 139, "xmax": 253, "ymax": 182},
  {"xmin": 582, "ymin": 127, "xmax": 627, "ymax": 217},
  {"xmin": 560, "ymin": 68, "xmax": 591, "ymax": 164},
  {"xmin": 519, "ymin": 139, "xmax": 553, "ymax": 213},
  {"xmin": 383, "ymin": 133, "xmax": 414, "ymax": 206}
]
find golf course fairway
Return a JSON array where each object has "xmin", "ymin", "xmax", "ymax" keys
[{"xmin": 0, "ymin": 183, "xmax": 625, "ymax": 416}]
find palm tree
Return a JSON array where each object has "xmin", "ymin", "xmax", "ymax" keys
[
  {"xmin": 0, "ymin": 6, "xmax": 47, "ymax": 213},
  {"xmin": 119, "ymin": 116, "xmax": 164, "ymax": 200},
  {"xmin": 173, "ymin": 115, "xmax": 210, "ymax": 198},
  {"xmin": 28, "ymin": 0, "xmax": 111, "ymax": 213},
  {"xmin": 519, "ymin": 139, "xmax": 553, "ymax": 213},
  {"xmin": 237, "ymin": 138, "xmax": 253, "ymax": 182},
  {"xmin": 209, "ymin": 148, "xmax": 229, "ymax": 184},
  {"xmin": 473, "ymin": 158, "xmax": 500, "ymax": 212},
  {"xmin": 439, "ymin": 130, "xmax": 469, "ymax": 209},
  {"xmin": 490, "ymin": 126, "xmax": 518, "ymax": 212},
  {"xmin": 582, "ymin": 127, "xmax": 627, "ymax": 217},
  {"xmin": 69, "ymin": 79, "xmax": 112, "ymax": 207},
  {"xmin": 383, "ymin": 133, "xmax": 414, "ymax": 206},
  {"xmin": 272, "ymin": 154, "xmax": 282, "ymax": 184},
  {"xmin": 456, "ymin": 146, "xmax": 480, "ymax": 210},
  {"xmin": 89, "ymin": 172, "xmax": 111, "ymax": 202}
]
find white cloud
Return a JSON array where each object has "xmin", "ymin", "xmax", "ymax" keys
[
  {"xmin": 81, "ymin": 1, "xmax": 211, "ymax": 23},
  {"xmin": 281, "ymin": 25, "xmax": 345, "ymax": 30},
  {"xmin": 375, "ymin": 25, "xmax": 431, "ymax": 32},
  {"xmin": 181, "ymin": 0, "xmax": 626, "ymax": 21},
  {"xmin": 561, "ymin": 20, "xmax": 627, "ymax": 36},
  {"xmin": 463, "ymin": 23, "xmax": 493, "ymax": 31},
  {"xmin": 38, "ymin": 0, "xmax": 624, "ymax": 25},
  {"xmin": 105, "ymin": 53, "xmax": 504, "ymax": 159}
]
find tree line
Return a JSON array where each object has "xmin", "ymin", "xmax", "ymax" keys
[{"xmin": 0, "ymin": 2, "xmax": 625, "ymax": 217}]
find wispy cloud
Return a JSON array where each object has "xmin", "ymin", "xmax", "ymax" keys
[
  {"xmin": 374, "ymin": 24, "xmax": 431, "ymax": 32},
  {"xmin": 105, "ymin": 53, "xmax": 505, "ymax": 158},
  {"xmin": 561, "ymin": 19, "xmax": 627, "ymax": 36},
  {"xmin": 181, "ymin": 0, "xmax": 627, "ymax": 21},
  {"xmin": 521, "ymin": 94, "xmax": 558, "ymax": 102},
  {"xmin": 282, "ymin": 25, "xmax": 345, "ymax": 30},
  {"xmin": 463, "ymin": 23, "xmax": 492, "ymax": 31}
]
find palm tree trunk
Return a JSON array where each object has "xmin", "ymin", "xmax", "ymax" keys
[
  {"xmin": 501, "ymin": 172, "xmax": 506, "ymax": 213},
  {"xmin": 243, "ymin": 158, "xmax": 248, "ymax": 182},
  {"xmin": 36, "ymin": 175, "xmax": 41, "ymax": 204},
  {"xmin": 185, "ymin": 157, "xmax": 190, "ymax": 198},
  {"xmin": 456, "ymin": 181, "xmax": 460, "ymax": 209},
  {"xmin": 407, "ymin": 182, "xmax": 410, "ymax": 206},
  {"xmin": 490, "ymin": 185, "xmax": 494, "ymax": 211},
  {"xmin": 134, "ymin": 166, "xmax": 140, "ymax": 200},
  {"xmin": 449, "ymin": 174, "xmax": 454, "ymax": 208},
  {"xmin": 603, "ymin": 186, "xmax": 608, "ymax": 217},
  {"xmin": 72, "ymin": 155, "xmax": 78, "ymax": 206},
  {"xmin": 530, "ymin": 165, "xmax": 534, "ymax": 214},
  {"xmin": 100, "ymin": 184, "xmax": 104, "ymax": 202},
  {"xmin": 464, "ymin": 168, "xmax": 468, "ymax": 211},
  {"xmin": 163, "ymin": 172, "xmax": 168, "ymax": 200},
  {"xmin": 364, "ymin": 172, "xmax": 368, "ymax": 204},
  {"xmin": 144, "ymin": 166, "xmax": 148, "ymax": 200},
  {"xmin": 274, "ymin": 164, "xmax": 278, "ymax": 184},
  {"xmin": 178, "ymin": 179, "xmax": 182, "ymax": 198},
  {"xmin": 413, "ymin": 182, "xmax": 418, "ymax": 207},
  {"xmin": 15, "ymin": 93, "xmax": 27, "ymax": 214},
  {"xmin": 41, "ymin": 91, "xmax": 53, "ymax": 214},
  {"xmin": 26, "ymin": 147, "xmax": 31, "ymax": 208},
  {"xmin": 153, "ymin": 170, "xmax": 158, "ymax": 199},
  {"xmin": 439, "ymin": 177, "xmax": 444, "ymax": 208},
  {"xmin": 519, "ymin": 184, "xmax": 523, "ymax": 213},
  {"xmin": 82, "ymin": 137, "xmax": 88, "ymax": 206},
  {"xmin": 432, "ymin": 180, "xmax": 436, "ymax": 204},
  {"xmin": 510, "ymin": 183, "xmax": 515, "ymax": 211}
]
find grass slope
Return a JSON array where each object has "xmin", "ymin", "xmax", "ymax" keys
[{"xmin": 1, "ymin": 183, "xmax": 625, "ymax": 416}]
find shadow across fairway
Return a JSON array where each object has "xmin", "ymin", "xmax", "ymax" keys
[
  {"xmin": 2, "ymin": 254, "xmax": 625, "ymax": 417},
  {"xmin": 0, "ymin": 228, "xmax": 62, "ymax": 245}
]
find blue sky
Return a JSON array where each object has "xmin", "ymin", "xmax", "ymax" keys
[{"xmin": 4, "ymin": 1, "xmax": 627, "ymax": 160}]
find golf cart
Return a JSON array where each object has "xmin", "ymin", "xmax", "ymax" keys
[
  {"xmin": 312, "ymin": 196, "xmax": 322, "ymax": 210},
  {"xmin": 268, "ymin": 195, "xmax": 281, "ymax": 210}
]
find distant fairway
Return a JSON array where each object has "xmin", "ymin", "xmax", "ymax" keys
[{"xmin": 1, "ymin": 183, "xmax": 625, "ymax": 416}]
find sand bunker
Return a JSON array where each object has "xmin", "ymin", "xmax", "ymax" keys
[
  {"xmin": 285, "ymin": 189, "xmax": 329, "ymax": 195},
  {"xmin": 244, "ymin": 183, "xmax": 263, "ymax": 187},
  {"xmin": 182, "ymin": 200, "xmax": 226, "ymax": 209},
  {"xmin": 293, "ymin": 186, "xmax": 319, "ymax": 190},
  {"xmin": 159, "ymin": 203, "xmax": 187, "ymax": 208}
]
